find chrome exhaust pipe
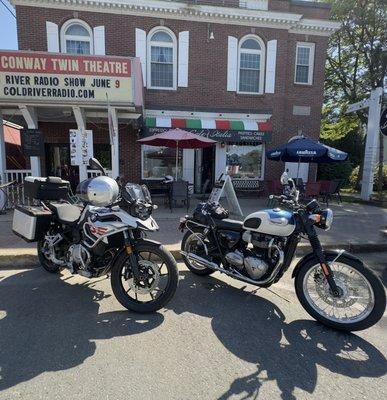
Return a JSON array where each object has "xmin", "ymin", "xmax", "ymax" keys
[
  {"xmin": 180, "ymin": 251, "xmax": 219, "ymax": 270},
  {"xmin": 181, "ymin": 250, "xmax": 285, "ymax": 287}
]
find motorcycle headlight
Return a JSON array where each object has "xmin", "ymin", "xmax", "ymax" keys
[
  {"xmin": 320, "ymin": 209, "xmax": 333, "ymax": 230},
  {"xmin": 133, "ymin": 202, "xmax": 152, "ymax": 220}
]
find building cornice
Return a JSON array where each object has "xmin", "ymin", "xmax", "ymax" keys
[{"xmin": 11, "ymin": 0, "xmax": 340, "ymax": 36}]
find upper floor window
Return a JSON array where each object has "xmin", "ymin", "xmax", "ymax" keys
[
  {"xmin": 61, "ymin": 19, "xmax": 93, "ymax": 55},
  {"xmin": 238, "ymin": 35, "xmax": 265, "ymax": 94},
  {"xmin": 294, "ymin": 42, "xmax": 315, "ymax": 85},
  {"xmin": 147, "ymin": 27, "xmax": 177, "ymax": 90}
]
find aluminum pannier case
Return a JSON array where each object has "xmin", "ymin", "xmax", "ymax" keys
[{"xmin": 12, "ymin": 205, "xmax": 53, "ymax": 242}]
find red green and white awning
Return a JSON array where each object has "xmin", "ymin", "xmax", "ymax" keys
[{"xmin": 145, "ymin": 117, "xmax": 272, "ymax": 132}]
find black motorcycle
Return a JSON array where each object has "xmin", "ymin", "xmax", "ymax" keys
[{"xmin": 179, "ymin": 173, "xmax": 385, "ymax": 331}]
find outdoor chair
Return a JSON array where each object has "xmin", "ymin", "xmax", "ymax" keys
[
  {"xmin": 320, "ymin": 179, "xmax": 343, "ymax": 206},
  {"xmin": 304, "ymin": 182, "xmax": 322, "ymax": 200},
  {"xmin": 169, "ymin": 180, "xmax": 190, "ymax": 212}
]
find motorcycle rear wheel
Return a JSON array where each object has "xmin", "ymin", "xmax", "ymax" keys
[
  {"xmin": 37, "ymin": 240, "xmax": 61, "ymax": 273},
  {"xmin": 295, "ymin": 254, "xmax": 385, "ymax": 331},
  {"xmin": 111, "ymin": 241, "xmax": 178, "ymax": 313},
  {"xmin": 181, "ymin": 229, "xmax": 214, "ymax": 276}
]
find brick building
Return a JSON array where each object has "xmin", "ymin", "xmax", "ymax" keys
[{"xmin": 0, "ymin": 0, "xmax": 339, "ymax": 192}]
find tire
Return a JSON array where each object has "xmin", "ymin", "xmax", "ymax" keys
[
  {"xmin": 181, "ymin": 228, "xmax": 214, "ymax": 276},
  {"xmin": 295, "ymin": 254, "xmax": 386, "ymax": 331},
  {"xmin": 37, "ymin": 240, "xmax": 61, "ymax": 273},
  {"xmin": 111, "ymin": 241, "xmax": 178, "ymax": 313}
]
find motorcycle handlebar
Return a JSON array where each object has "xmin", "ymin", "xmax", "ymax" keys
[{"xmin": 269, "ymin": 194, "xmax": 297, "ymax": 208}]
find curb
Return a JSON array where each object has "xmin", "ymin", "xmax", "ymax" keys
[{"xmin": 1, "ymin": 242, "xmax": 387, "ymax": 269}]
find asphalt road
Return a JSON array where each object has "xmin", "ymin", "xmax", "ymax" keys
[{"xmin": 0, "ymin": 253, "xmax": 386, "ymax": 400}]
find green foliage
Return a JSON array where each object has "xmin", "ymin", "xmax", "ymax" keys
[
  {"xmin": 374, "ymin": 165, "xmax": 387, "ymax": 190},
  {"xmin": 349, "ymin": 165, "xmax": 360, "ymax": 189},
  {"xmin": 348, "ymin": 165, "xmax": 387, "ymax": 190},
  {"xmin": 320, "ymin": 113, "xmax": 360, "ymax": 141},
  {"xmin": 324, "ymin": 0, "xmax": 387, "ymax": 110},
  {"xmin": 317, "ymin": 161, "xmax": 354, "ymax": 185}
]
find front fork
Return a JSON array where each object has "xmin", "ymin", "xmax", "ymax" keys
[
  {"xmin": 306, "ymin": 226, "xmax": 341, "ymax": 297},
  {"xmin": 123, "ymin": 230, "xmax": 140, "ymax": 280}
]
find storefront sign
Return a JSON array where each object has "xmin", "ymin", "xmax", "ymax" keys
[
  {"xmin": 0, "ymin": 51, "xmax": 133, "ymax": 106},
  {"xmin": 144, "ymin": 127, "xmax": 271, "ymax": 143},
  {"xmin": 70, "ymin": 129, "xmax": 94, "ymax": 166},
  {"xmin": 21, "ymin": 128, "xmax": 44, "ymax": 157}
]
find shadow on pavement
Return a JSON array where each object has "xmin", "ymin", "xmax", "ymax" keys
[
  {"xmin": 168, "ymin": 271, "xmax": 387, "ymax": 400},
  {"xmin": 0, "ymin": 268, "xmax": 164, "ymax": 391}
]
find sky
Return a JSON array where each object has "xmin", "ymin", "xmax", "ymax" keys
[{"xmin": 0, "ymin": 0, "xmax": 18, "ymax": 50}]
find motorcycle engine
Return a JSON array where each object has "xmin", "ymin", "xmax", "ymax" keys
[
  {"xmin": 67, "ymin": 244, "xmax": 91, "ymax": 275},
  {"xmin": 225, "ymin": 232, "xmax": 284, "ymax": 280},
  {"xmin": 225, "ymin": 250, "xmax": 269, "ymax": 280}
]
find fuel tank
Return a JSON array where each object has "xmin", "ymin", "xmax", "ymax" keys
[{"xmin": 243, "ymin": 208, "xmax": 295, "ymax": 237}]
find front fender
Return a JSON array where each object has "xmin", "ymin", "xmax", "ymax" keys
[{"xmin": 291, "ymin": 250, "xmax": 364, "ymax": 279}]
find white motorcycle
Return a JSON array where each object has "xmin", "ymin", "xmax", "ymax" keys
[{"xmin": 13, "ymin": 158, "xmax": 178, "ymax": 313}]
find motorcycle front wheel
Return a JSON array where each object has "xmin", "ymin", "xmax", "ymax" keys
[
  {"xmin": 111, "ymin": 241, "xmax": 178, "ymax": 313},
  {"xmin": 295, "ymin": 254, "xmax": 386, "ymax": 331}
]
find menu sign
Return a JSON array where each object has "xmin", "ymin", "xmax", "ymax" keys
[
  {"xmin": 70, "ymin": 129, "xmax": 94, "ymax": 166},
  {"xmin": 0, "ymin": 51, "xmax": 133, "ymax": 106},
  {"xmin": 20, "ymin": 129, "xmax": 44, "ymax": 157}
]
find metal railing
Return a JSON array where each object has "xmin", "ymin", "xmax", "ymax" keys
[{"xmin": 1, "ymin": 169, "xmax": 32, "ymax": 210}]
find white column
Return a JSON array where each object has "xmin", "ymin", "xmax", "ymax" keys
[
  {"xmin": 215, "ymin": 143, "xmax": 227, "ymax": 181},
  {"xmin": 109, "ymin": 107, "xmax": 119, "ymax": 179},
  {"xmin": 72, "ymin": 106, "xmax": 88, "ymax": 182},
  {"xmin": 19, "ymin": 105, "xmax": 41, "ymax": 176},
  {"xmin": 0, "ymin": 111, "xmax": 6, "ymax": 183},
  {"xmin": 361, "ymin": 87, "xmax": 383, "ymax": 201}
]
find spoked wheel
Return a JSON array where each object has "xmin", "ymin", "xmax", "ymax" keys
[
  {"xmin": 295, "ymin": 254, "xmax": 386, "ymax": 331},
  {"xmin": 111, "ymin": 241, "xmax": 178, "ymax": 313},
  {"xmin": 181, "ymin": 229, "xmax": 214, "ymax": 276}
]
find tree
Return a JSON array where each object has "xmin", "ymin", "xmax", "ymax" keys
[{"xmin": 321, "ymin": 0, "xmax": 387, "ymax": 192}]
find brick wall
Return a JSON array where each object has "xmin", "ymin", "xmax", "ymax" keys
[{"xmin": 15, "ymin": 2, "xmax": 331, "ymax": 182}]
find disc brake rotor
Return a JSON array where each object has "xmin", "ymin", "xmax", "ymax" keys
[
  {"xmin": 127, "ymin": 259, "xmax": 160, "ymax": 295},
  {"xmin": 314, "ymin": 271, "xmax": 357, "ymax": 308}
]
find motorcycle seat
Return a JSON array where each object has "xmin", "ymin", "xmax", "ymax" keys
[
  {"xmin": 214, "ymin": 218, "xmax": 243, "ymax": 231},
  {"xmin": 48, "ymin": 202, "xmax": 82, "ymax": 224}
]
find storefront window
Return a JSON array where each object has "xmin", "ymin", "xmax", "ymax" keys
[
  {"xmin": 226, "ymin": 144, "xmax": 263, "ymax": 179},
  {"xmin": 142, "ymin": 145, "xmax": 182, "ymax": 179}
]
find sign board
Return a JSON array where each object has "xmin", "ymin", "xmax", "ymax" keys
[
  {"xmin": 380, "ymin": 108, "xmax": 387, "ymax": 137},
  {"xmin": 208, "ymin": 175, "xmax": 243, "ymax": 216},
  {"xmin": 0, "ymin": 51, "xmax": 133, "ymax": 106},
  {"xmin": 346, "ymin": 99, "xmax": 371, "ymax": 114},
  {"xmin": 20, "ymin": 128, "xmax": 44, "ymax": 157},
  {"xmin": 70, "ymin": 129, "xmax": 94, "ymax": 166},
  {"xmin": 145, "ymin": 127, "xmax": 271, "ymax": 143}
]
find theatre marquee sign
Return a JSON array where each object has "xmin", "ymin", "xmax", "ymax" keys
[{"xmin": 0, "ymin": 51, "xmax": 134, "ymax": 106}]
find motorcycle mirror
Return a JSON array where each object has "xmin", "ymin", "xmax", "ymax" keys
[
  {"xmin": 89, "ymin": 158, "xmax": 106, "ymax": 176},
  {"xmin": 280, "ymin": 171, "xmax": 289, "ymax": 185}
]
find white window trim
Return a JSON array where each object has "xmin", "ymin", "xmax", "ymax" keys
[
  {"xmin": 147, "ymin": 26, "xmax": 177, "ymax": 91},
  {"xmin": 294, "ymin": 42, "xmax": 315, "ymax": 85},
  {"xmin": 237, "ymin": 34, "xmax": 265, "ymax": 95},
  {"xmin": 60, "ymin": 19, "xmax": 94, "ymax": 54}
]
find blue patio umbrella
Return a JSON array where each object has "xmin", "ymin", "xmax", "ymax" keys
[
  {"xmin": 266, "ymin": 136, "xmax": 348, "ymax": 163},
  {"xmin": 266, "ymin": 136, "xmax": 348, "ymax": 179}
]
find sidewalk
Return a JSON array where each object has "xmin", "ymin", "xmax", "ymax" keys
[{"xmin": 1, "ymin": 197, "xmax": 386, "ymax": 267}]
